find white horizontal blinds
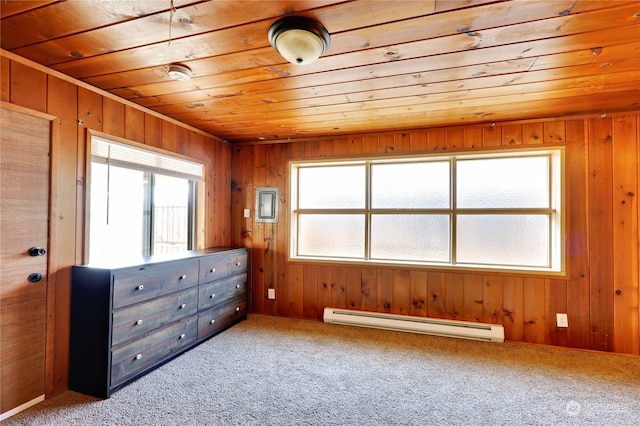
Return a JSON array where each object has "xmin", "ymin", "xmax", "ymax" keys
[{"xmin": 91, "ymin": 136, "xmax": 204, "ymax": 181}]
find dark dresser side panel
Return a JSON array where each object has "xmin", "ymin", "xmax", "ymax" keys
[{"xmin": 69, "ymin": 267, "xmax": 113, "ymax": 398}]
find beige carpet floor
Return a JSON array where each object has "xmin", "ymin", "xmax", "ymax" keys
[{"xmin": 4, "ymin": 314, "xmax": 640, "ymax": 425}]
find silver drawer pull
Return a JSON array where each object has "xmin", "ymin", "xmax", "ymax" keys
[
  {"xmin": 136, "ymin": 319, "xmax": 143, "ymax": 325},
  {"xmin": 136, "ymin": 284, "xmax": 144, "ymax": 291},
  {"xmin": 135, "ymin": 354, "xmax": 142, "ymax": 360},
  {"xmin": 210, "ymin": 293, "xmax": 215, "ymax": 299},
  {"xmin": 236, "ymin": 284, "xmax": 240, "ymax": 289},
  {"xmin": 210, "ymin": 319, "xmax": 216, "ymax": 325},
  {"xmin": 180, "ymin": 303, "xmax": 186, "ymax": 309},
  {"xmin": 180, "ymin": 274, "xmax": 187, "ymax": 280},
  {"xmin": 209, "ymin": 268, "xmax": 215, "ymax": 273},
  {"xmin": 179, "ymin": 334, "xmax": 186, "ymax": 339},
  {"xmin": 235, "ymin": 306, "xmax": 240, "ymax": 312}
]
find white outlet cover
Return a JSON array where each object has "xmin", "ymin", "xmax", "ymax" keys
[
  {"xmin": 556, "ymin": 313, "xmax": 569, "ymax": 327},
  {"xmin": 243, "ymin": 208, "xmax": 250, "ymax": 218},
  {"xmin": 268, "ymin": 288, "xmax": 276, "ymax": 299}
]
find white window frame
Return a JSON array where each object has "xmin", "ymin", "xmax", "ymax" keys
[
  {"xmin": 85, "ymin": 130, "xmax": 206, "ymax": 264},
  {"xmin": 289, "ymin": 147, "xmax": 565, "ymax": 276}
]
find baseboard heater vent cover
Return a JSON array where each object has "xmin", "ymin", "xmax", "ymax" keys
[{"xmin": 323, "ymin": 308, "xmax": 504, "ymax": 342}]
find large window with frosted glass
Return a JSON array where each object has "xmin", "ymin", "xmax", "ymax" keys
[{"xmin": 289, "ymin": 148, "xmax": 564, "ymax": 274}]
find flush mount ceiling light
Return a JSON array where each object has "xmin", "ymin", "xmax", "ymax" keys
[
  {"xmin": 268, "ymin": 16, "xmax": 330, "ymax": 65},
  {"xmin": 167, "ymin": 64, "xmax": 192, "ymax": 81}
]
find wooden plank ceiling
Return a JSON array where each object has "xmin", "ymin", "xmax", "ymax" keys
[{"xmin": 2, "ymin": 0, "xmax": 639, "ymax": 143}]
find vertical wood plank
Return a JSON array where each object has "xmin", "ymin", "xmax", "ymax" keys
[
  {"xmin": 144, "ymin": 114, "xmax": 162, "ymax": 148},
  {"xmin": 287, "ymin": 264, "xmax": 304, "ymax": 318},
  {"xmin": 346, "ymin": 136, "xmax": 362, "ymax": 155},
  {"xmin": 161, "ymin": 121, "xmax": 177, "ymax": 152},
  {"xmin": 565, "ymin": 119, "xmax": 591, "ymax": 349},
  {"xmin": 346, "ymin": 267, "xmax": 362, "ymax": 310},
  {"xmin": 10, "ymin": 60, "xmax": 46, "ymax": 112},
  {"xmin": 303, "ymin": 265, "xmax": 318, "ymax": 319},
  {"xmin": 523, "ymin": 278, "xmax": 546, "ymax": 344},
  {"xmin": 361, "ymin": 135, "xmax": 378, "ymax": 155},
  {"xmin": 543, "ymin": 121, "xmax": 565, "ymax": 144},
  {"xmin": 426, "ymin": 272, "xmax": 445, "ymax": 318},
  {"xmin": 612, "ymin": 115, "xmax": 639, "ymax": 355},
  {"xmin": 1, "ymin": 57, "xmax": 10, "ymax": 101},
  {"xmin": 330, "ymin": 266, "xmax": 347, "ymax": 308},
  {"xmin": 446, "ymin": 129, "xmax": 463, "ymax": 151},
  {"xmin": 463, "ymin": 127, "xmax": 482, "ymax": 149},
  {"xmin": 482, "ymin": 125, "xmax": 501, "ymax": 147},
  {"xmin": 588, "ymin": 117, "xmax": 614, "ymax": 351},
  {"xmin": 378, "ymin": 134, "xmax": 395, "ymax": 154},
  {"xmin": 317, "ymin": 267, "xmax": 332, "ymax": 319},
  {"xmin": 395, "ymin": 132, "xmax": 412, "ymax": 153},
  {"xmin": 392, "ymin": 269, "xmax": 411, "ymax": 315},
  {"xmin": 332, "ymin": 137, "xmax": 347, "ymax": 156},
  {"xmin": 275, "ymin": 143, "xmax": 289, "ymax": 316},
  {"xmin": 502, "ymin": 124, "xmax": 523, "ymax": 146},
  {"xmin": 361, "ymin": 269, "xmax": 377, "ymax": 311},
  {"xmin": 523, "ymin": 122, "xmax": 544, "ymax": 144},
  {"xmin": 428, "ymin": 129, "xmax": 445, "ymax": 152},
  {"xmin": 483, "ymin": 275, "xmax": 503, "ymax": 324},
  {"xmin": 463, "ymin": 274, "xmax": 483, "ymax": 322},
  {"xmin": 102, "ymin": 97, "xmax": 124, "ymax": 138},
  {"xmin": 124, "ymin": 105, "xmax": 144, "ymax": 143},
  {"xmin": 445, "ymin": 273, "xmax": 464, "ymax": 320},
  {"xmin": 410, "ymin": 131, "xmax": 427, "ymax": 152},
  {"xmin": 378, "ymin": 269, "xmax": 394, "ymax": 313},
  {"xmin": 546, "ymin": 279, "xmax": 568, "ymax": 347},
  {"xmin": 46, "ymin": 75, "xmax": 77, "ymax": 396},
  {"xmin": 502, "ymin": 276, "xmax": 524, "ymax": 341},
  {"xmin": 410, "ymin": 270, "xmax": 428, "ymax": 317}
]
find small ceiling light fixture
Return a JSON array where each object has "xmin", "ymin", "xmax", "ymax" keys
[
  {"xmin": 268, "ymin": 16, "xmax": 330, "ymax": 65},
  {"xmin": 167, "ymin": 64, "xmax": 192, "ymax": 81}
]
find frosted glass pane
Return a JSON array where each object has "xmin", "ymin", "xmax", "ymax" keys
[
  {"xmin": 298, "ymin": 165, "xmax": 365, "ymax": 208},
  {"xmin": 457, "ymin": 215, "xmax": 550, "ymax": 267},
  {"xmin": 371, "ymin": 215, "xmax": 450, "ymax": 262},
  {"xmin": 298, "ymin": 214, "xmax": 364, "ymax": 258},
  {"xmin": 372, "ymin": 161, "xmax": 449, "ymax": 208},
  {"xmin": 457, "ymin": 156, "xmax": 549, "ymax": 208}
]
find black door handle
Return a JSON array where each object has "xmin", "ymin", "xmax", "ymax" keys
[
  {"xmin": 28, "ymin": 247, "xmax": 46, "ymax": 256},
  {"xmin": 28, "ymin": 273, "xmax": 43, "ymax": 283}
]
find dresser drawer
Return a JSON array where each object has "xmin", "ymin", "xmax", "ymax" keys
[
  {"xmin": 199, "ymin": 251, "xmax": 247, "ymax": 283},
  {"xmin": 111, "ymin": 317, "xmax": 197, "ymax": 386},
  {"xmin": 197, "ymin": 297, "xmax": 246, "ymax": 339},
  {"xmin": 112, "ymin": 288, "xmax": 198, "ymax": 347},
  {"xmin": 112, "ymin": 260, "xmax": 199, "ymax": 309},
  {"xmin": 198, "ymin": 273, "xmax": 247, "ymax": 311}
]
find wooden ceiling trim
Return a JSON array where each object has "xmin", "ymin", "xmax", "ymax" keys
[
  {"xmin": 0, "ymin": 0, "xmax": 58, "ymax": 20},
  {"xmin": 0, "ymin": 0, "xmax": 202, "ymax": 50},
  {"xmin": 207, "ymin": 92, "xmax": 640, "ymax": 141},
  {"xmin": 46, "ymin": 1, "xmax": 442, "ymax": 79},
  {"xmin": 175, "ymin": 73, "xmax": 640, "ymax": 127},
  {"xmin": 9, "ymin": 0, "xmax": 345, "ymax": 66},
  {"xmin": 112, "ymin": 23, "xmax": 638, "ymax": 109},
  {"xmin": 150, "ymin": 45, "xmax": 640, "ymax": 117},
  {"xmin": 76, "ymin": 0, "xmax": 579, "ymax": 91},
  {"xmin": 165, "ymin": 59, "xmax": 640, "ymax": 120}
]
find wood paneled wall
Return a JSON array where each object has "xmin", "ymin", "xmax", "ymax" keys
[
  {"xmin": 1, "ymin": 53, "xmax": 231, "ymax": 396},
  {"xmin": 230, "ymin": 115, "xmax": 640, "ymax": 356}
]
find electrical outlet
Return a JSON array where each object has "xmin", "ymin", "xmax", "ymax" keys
[
  {"xmin": 268, "ymin": 288, "xmax": 276, "ymax": 299},
  {"xmin": 243, "ymin": 208, "xmax": 250, "ymax": 218},
  {"xmin": 556, "ymin": 313, "xmax": 568, "ymax": 328}
]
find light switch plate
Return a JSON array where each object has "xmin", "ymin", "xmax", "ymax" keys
[{"xmin": 243, "ymin": 208, "xmax": 250, "ymax": 218}]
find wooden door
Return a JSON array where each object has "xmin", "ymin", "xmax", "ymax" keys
[{"xmin": 0, "ymin": 106, "xmax": 50, "ymax": 418}]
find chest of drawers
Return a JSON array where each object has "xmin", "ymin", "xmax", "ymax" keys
[{"xmin": 69, "ymin": 247, "xmax": 248, "ymax": 398}]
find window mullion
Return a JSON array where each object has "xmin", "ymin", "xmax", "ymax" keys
[
  {"xmin": 451, "ymin": 157, "xmax": 457, "ymax": 265},
  {"xmin": 365, "ymin": 161, "xmax": 371, "ymax": 261}
]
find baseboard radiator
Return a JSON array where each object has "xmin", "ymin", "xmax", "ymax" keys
[{"xmin": 323, "ymin": 308, "xmax": 504, "ymax": 343}]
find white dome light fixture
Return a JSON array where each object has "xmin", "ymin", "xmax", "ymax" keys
[
  {"xmin": 268, "ymin": 16, "xmax": 330, "ymax": 65},
  {"xmin": 167, "ymin": 64, "xmax": 192, "ymax": 81}
]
